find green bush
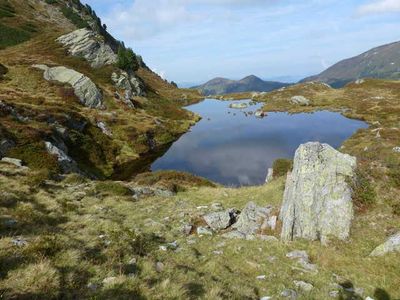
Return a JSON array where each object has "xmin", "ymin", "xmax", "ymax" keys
[
  {"xmin": 351, "ymin": 169, "xmax": 376, "ymax": 207},
  {"xmin": 0, "ymin": 23, "xmax": 31, "ymax": 49},
  {"xmin": 116, "ymin": 47, "xmax": 139, "ymax": 72},
  {"xmin": 61, "ymin": 6, "xmax": 89, "ymax": 29},
  {"xmin": 272, "ymin": 159, "xmax": 293, "ymax": 178},
  {"xmin": 95, "ymin": 181, "xmax": 132, "ymax": 197},
  {"xmin": 0, "ymin": 2, "xmax": 16, "ymax": 18}
]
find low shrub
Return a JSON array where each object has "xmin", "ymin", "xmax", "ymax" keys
[
  {"xmin": 272, "ymin": 159, "xmax": 293, "ymax": 178},
  {"xmin": 116, "ymin": 47, "xmax": 139, "ymax": 72},
  {"xmin": 0, "ymin": 23, "xmax": 31, "ymax": 49},
  {"xmin": 351, "ymin": 169, "xmax": 376, "ymax": 208},
  {"xmin": 95, "ymin": 181, "xmax": 132, "ymax": 197},
  {"xmin": 0, "ymin": 2, "xmax": 16, "ymax": 18},
  {"xmin": 61, "ymin": 6, "xmax": 89, "ymax": 29}
]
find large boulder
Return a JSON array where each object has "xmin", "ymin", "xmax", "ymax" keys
[
  {"xmin": 370, "ymin": 232, "xmax": 400, "ymax": 256},
  {"xmin": 203, "ymin": 209, "xmax": 238, "ymax": 231},
  {"xmin": 280, "ymin": 142, "xmax": 356, "ymax": 242},
  {"xmin": 290, "ymin": 96, "xmax": 310, "ymax": 106},
  {"xmin": 57, "ymin": 29, "xmax": 117, "ymax": 68},
  {"xmin": 33, "ymin": 64, "xmax": 103, "ymax": 108}
]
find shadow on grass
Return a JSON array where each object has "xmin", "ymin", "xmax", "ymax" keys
[{"xmin": 339, "ymin": 281, "xmax": 394, "ymax": 300}]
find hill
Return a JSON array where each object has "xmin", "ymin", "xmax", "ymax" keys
[
  {"xmin": 0, "ymin": 0, "xmax": 202, "ymax": 180},
  {"xmin": 301, "ymin": 41, "xmax": 400, "ymax": 87},
  {"xmin": 193, "ymin": 75, "xmax": 290, "ymax": 95}
]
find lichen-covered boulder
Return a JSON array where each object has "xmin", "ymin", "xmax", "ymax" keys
[
  {"xmin": 280, "ymin": 142, "xmax": 356, "ymax": 242},
  {"xmin": 203, "ymin": 209, "xmax": 238, "ymax": 231},
  {"xmin": 33, "ymin": 64, "xmax": 103, "ymax": 108},
  {"xmin": 290, "ymin": 96, "xmax": 310, "ymax": 106},
  {"xmin": 370, "ymin": 232, "xmax": 400, "ymax": 256},
  {"xmin": 45, "ymin": 141, "xmax": 80, "ymax": 174},
  {"xmin": 57, "ymin": 29, "xmax": 117, "ymax": 68},
  {"xmin": 111, "ymin": 70, "xmax": 145, "ymax": 105}
]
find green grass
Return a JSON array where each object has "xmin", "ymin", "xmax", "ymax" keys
[
  {"xmin": 272, "ymin": 158, "xmax": 293, "ymax": 178},
  {"xmin": 60, "ymin": 6, "xmax": 89, "ymax": 29},
  {"xmin": 0, "ymin": 23, "xmax": 31, "ymax": 49},
  {"xmin": 0, "ymin": 2, "xmax": 16, "ymax": 18}
]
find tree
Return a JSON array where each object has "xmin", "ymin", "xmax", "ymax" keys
[
  {"xmin": 103, "ymin": 24, "xmax": 107, "ymax": 31},
  {"xmin": 116, "ymin": 47, "xmax": 139, "ymax": 72}
]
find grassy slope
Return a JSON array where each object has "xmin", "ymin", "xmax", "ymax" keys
[
  {"xmin": 0, "ymin": 164, "xmax": 399, "ymax": 299},
  {"xmin": 0, "ymin": 0, "xmax": 203, "ymax": 179}
]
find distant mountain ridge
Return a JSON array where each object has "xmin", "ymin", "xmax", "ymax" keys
[
  {"xmin": 193, "ymin": 75, "xmax": 290, "ymax": 95},
  {"xmin": 301, "ymin": 41, "xmax": 400, "ymax": 88}
]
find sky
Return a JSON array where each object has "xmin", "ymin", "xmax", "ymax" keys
[{"xmin": 82, "ymin": 0, "xmax": 400, "ymax": 84}]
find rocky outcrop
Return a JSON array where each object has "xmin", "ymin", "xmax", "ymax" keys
[
  {"xmin": 370, "ymin": 232, "xmax": 400, "ymax": 256},
  {"xmin": 45, "ymin": 141, "xmax": 80, "ymax": 174},
  {"xmin": 1, "ymin": 157, "xmax": 25, "ymax": 168},
  {"xmin": 280, "ymin": 142, "xmax": 356, "ymax": 242},
  {"xmin": 290, "ymin": 96, "xmax": 310, "ymax": 106},
  {"xmin": 0, "ymin": 139, "xmax": 15, "ymax": 158},
  {"xmin": 222, "ymin": 202, "xmax": 276, "ymax": 240},
  {"xmin": 265, "ymin": 168, "xmax": 274, "ymax": 183},
  {"xmin": 33, "ymin": 64, "xmax": 103, "ymax": 108},
  {"xmin": 203, "ymin": 209, "xmax": 238, "ymax": 231},
  {"xmin": 57, "ymin": 29, "xmax": 117, "ymax": 68},
  {"xmin": 111, "ymin": 70, "xmax": 145, "ymax": 105}
]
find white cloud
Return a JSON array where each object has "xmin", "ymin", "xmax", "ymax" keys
[{"xmin": 357, "ymin": 0, "xmax": 400, "ymax": 16}]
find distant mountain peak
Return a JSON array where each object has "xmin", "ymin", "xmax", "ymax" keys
[
  {"xmin": 301, "ymin": 41, "xmax": 400, "ymax": 88},
  {"xmin": 193, "ymin": 75, "xmax": 290, "ymax": 95}
]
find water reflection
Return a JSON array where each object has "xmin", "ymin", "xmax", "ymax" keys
[{"xmin": 151, "ymin": 99, "xmax": 368, "ymax": 186}]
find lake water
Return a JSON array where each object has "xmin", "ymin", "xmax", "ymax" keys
[{"xmin": 151, "ymin": 99, "xmax": 368, "ymax": 186}]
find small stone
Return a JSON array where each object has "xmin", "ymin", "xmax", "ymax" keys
[
  {"xmin": 211, "ymin": 202, "xmax": 224, "ymax": 211},
  {"xmin": 281, "ymin": 288, "xmax": 298, "ymax": 299},
  {"xmin": 256, "ymin": 275, "xmax": 267, "ymax": 280},
  {"xmin": 213, "ymin": 250, "xmax": 223, "ymax": 255},
  {"xmin": 182, "ymin": 224, "xmax": 193, "ymax": 235},
  {"xmin": 197, "ymin": 226, "xmax": 213, "ymax": 236},
  {"xmin": 370, "ymin": 232, "xmax": 400, "ymax": 256},
  {"xmin": 87, "ymin": 283, "xmax": 98, "ymax": 291},
  {"xmin": 155, "ymin": 262, "xmax": 164, "ymax": 273},
  {"xmin": 260, "ymin": 297, "xmax": 272, "ymax": 300},
  {"xmin": 3, "ymin": 218, "xmax": 17, "ymax": 227},
  {"xmin": 1, "ymin": 157, "xmax": 24, "ymax": 167},
  {"xmin": 12, "ymin": 237, "xmax": 28, "ymax": 247},
  {"xmin": 329, "ymin": 290, "xmax": 340, "ymax": 298},
  {"xmin": 294, "ymin": 280, "xmax": 314, "ymax": 292},
  {"xmin": 393, "ymin": 147, "xmax": 400, "ymax": 153},
  {"xmin": 365, "ymin": 297, "xmax": 375, "ymax": 300},
  {"xmin": 102, "ymin": 277, "xmax": 117, "ymax": 285},
  {"xmin": 159, "ymin": 245, "xmax": 168, "ymax": 251}
]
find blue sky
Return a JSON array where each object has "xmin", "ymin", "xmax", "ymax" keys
[{"xmin": 82, "ymin": 0, "xmax": 400, "ymax": 84}]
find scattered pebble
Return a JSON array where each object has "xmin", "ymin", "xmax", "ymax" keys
[
  {"xmin": 12, "ymin": 237, "xmax": 28, "ymax": 247},
  {"xmin": 213, "ymin": 250, "xmax": 223, "ymax": 255},
  {"xmin": 293, "ymin": 280, "xmax": 314, "ymax": 292},
  {"xmin": 281, "ymin": 288, "xmax": 298, "ymax": 299},
  {"xmin": 102, "ymin": 277, "xmax": 117, "ymax": 285},
  {"xmin": 329, "ymin": 290, "xmax": 340, "ymax": 298},
  {"xmin": 155, "ymin": 262, "xmax": 164, "ymax": 273},
  {"xmin": 256, "ymin": 275, "xmax": 267, "ymax": 280},
  {"xmin": 260, "ymin": 297, "xmax": 272, "ymax": 300}
]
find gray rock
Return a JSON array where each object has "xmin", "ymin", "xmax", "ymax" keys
[
  {"xmin": 231, "ymin": 201, "xmax": 273, "ymax": 237},
  {"xmin": 281, "ymin": 288, "xmax": 298, "ymax": 299},
  {"xmin": 280, "ymin": 142, "xmax": 356, "ymax": 242},
  {"xmin": 197, "ymin": 226, "xmax": 213, "ymax": 236},
  {"xmin": 102, "ymin": 277, "xmax": 117, "ymax": 285},
  {"xmin": 0, "ymin": 139, "xmax": 15, "ymax": 158},
  {"xmin": 57, "ymin": 29, "xmax": 117, "ymax": 68},
  {"xmin": 45, "ymin": 141, "xmax": 80, "ymax": 174},
  {"xmin": 290, "ymin": 95, "xmax": 310, "ymax": 106},
  {"xmin": 355, "ymin": 79, "xmax": 365, "ymax": 85},
  {"xmin": 229, "ymin": 103, "xmax": 248, "ymax": 109},
  {"xmin": 294, "ymin": 280, "xmax": 314, "ymax": 292},
  {"xmin": 182, "ymin": 224, "xmax": 193, "ymax": 235},
  {"xmin": 1, "ymin": 157, "xmax": 24, "ymax": 168},
  {"xmin": 287, "ymin": 250, "xmax": 317, "ymax": 272},
  {"xmin": 392, "ymin": 147, "xmax": 400, "ymax": 153},
  {"xmin": 370, "ymin": 232, "xmax": 400, "ymax": 256},
  {"xmin": 97, "ymin": 121, "xmax": 112, "ymax": 137},
  {"xmin": 155, "ymin": 262, "xmax": 164, "ymax": 272},
  {"xmin": 221, "ymin": 230, "xmax": 246, "ymax": 239},
  {"xmin": 130, "ymin": 186, "xmax": 174, "ymax": 199},
  {"xmin": 255, "ymin": 110, "xmax": 265, "ymax": 118},
  {"xmin": 111, "ymin": 70, "xmax": 145, "ymax": 104},
  {"xmin": 33, "ymin": 64, "xmax": 103, "ymax": 109},
  {"xmin": 329, "ymin": 290, "xmax": 340, "ymax": 298},
  {"xmin": 12, "ymin": 237, "xmax": 28, "ymax": 247},
  {"xmin": 203, "ymin": 209, "xmax": 237, "ymax": 231},
  {"xmin": 265, "ymin": 168, "xmax": 274, "ymax": 183}
]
